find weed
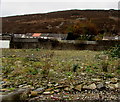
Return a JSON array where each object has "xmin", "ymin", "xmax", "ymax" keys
[
  {"xmin": 93, "ymin": 65, "xmax": 98, "ymax": 69},
  {"xmin": 2, "ymin": 66, "xmax": 14, "ymax": 74},
  {"xmin": 104, "ymin": 74, "xmax": 114, "ymax": 78},
  {"xmin": 105, "ymin": 45, "xmax": 120, "ymax": 58},
  {"xmin": 65, "ymin": 71, "xmax": 73, "ymax": 76},
  {"xmin": 100, "ymin": 61, "xmax": 109, "ymax": 72},
  {"xmin": 28, "ymin": 68, "xmax": 38, "ymax": 75},
  {"xmin": 116, "ymin": 70, "xmax": 120, "ymax": 74},
  {"xmin": 72, "ymin": 64, "xmax": 79, "ymax": 72},
  {"xmin": 36, "ymin": 48, "xmax": 40, "ymax": 51},
  {"xmin": 117, "ymin": 65, "xmax": 120, "ymax": 70},
  {"xmin": 32, "ymin": 62, "xmax": 43, "ymax": 68},
  {"xmin": 24, "ymin": 57, "xmax": 40, "ymax": 62},
  {"xmin": 41, "ymin": 52, "xmax": 54, "ymax": 83},
  {"xmin": 85, "ymin": 67, "xmax": 93, "ymax": 73},
  {"xmin": 8, "ymin": 88, "xmax": 16, "ymax": 91}
]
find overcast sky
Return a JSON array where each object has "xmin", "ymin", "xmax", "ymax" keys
[{"xmin": 1, "ymin": 0, "xmax": 120, "ymax": 17}]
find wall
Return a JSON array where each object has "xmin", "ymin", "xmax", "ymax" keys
[
  {"xmin": 10, "ymin": 38, "xmax": 120, "ymax": 50},
  {"xmin": 0, "ymin": 40, "xmax": 10, "ymax": 48}
]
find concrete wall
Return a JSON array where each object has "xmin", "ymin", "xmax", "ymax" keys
[
  {"xmin": 0, "ymin": 36, "xmax": 11, "ymax": 40},
  {"xmin": 13, "ymin": 38, "xmax": 38, "ymax": 42},
  {"xmin": 10, "ymin": 38, "xmax": 120, "ymax": 50},
  {"xmin": 0, "ymin": 40, "xmax": 10, "ymax": 48}
]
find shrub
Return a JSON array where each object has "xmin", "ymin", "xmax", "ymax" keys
[
  {"xmin": 117, "ymin": 70, "xmax": 120, "ymax": 74},
  {"xmin": 105, "ymin": 45, "xmax": 120, "ymax": 58},
  {"xmin": 65, "ymin": 71, "xmax": 73, "ymax": 76},
  {"xmin": 28, "ymin": 68, "xmax": 38, "ymax": 75},
  {"xmin": 100, "ymin": 61, "xmax": 108, "ymax": 72},
  {"xmin": 85, "ymin": 65, "xmax": 95, "ymax": 73},
  {"xmin": 94, "ymin": 34, "xmax": 104, "ymax": 40},
  {"xmin": 66, "ymin": 21, "xmax": 98, "ymax": 40},
  {"xmin": 104, "ymin": 74, "xmax": 114, "ymax": 78},
  {"xmin": 72, "ymin": 64, "xmax": 79, "ymax": 72},
  {"xmin": 77, "ymin": 35, "xmax": 95, "ymax": 41}
]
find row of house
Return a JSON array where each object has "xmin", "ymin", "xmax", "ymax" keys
[
  {"xmin": 1, "ymin": 33, "xmax": 120, "ymax": 40},
  {"xmin": 12, "ymin": 33, "xmax": 68, "ymax": 40},
  {"xmin": 1, "ymin": 33, "xmax": 120, "ymax": 49},
  {"xmin": 102, "ymin": 36, "xmax": 120, "ymax": 40},
  {"xmin": 0, "ymin": 33, "xmax": 68, "ymax": 48}
]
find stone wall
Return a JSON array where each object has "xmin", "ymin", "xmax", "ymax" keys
[{"xmin": 10, "ymin": 38, "xmax": 120, "ymax": 50}]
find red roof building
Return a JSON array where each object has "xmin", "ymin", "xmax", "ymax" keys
[{"xmin": 32, "ymin": 33, "xmax": 41, "ymax": 37}]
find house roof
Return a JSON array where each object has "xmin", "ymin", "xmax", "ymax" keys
[
  {"xmin": 32, "ymin": 33, "xmax": 41, "ymax": 37},
  {"xmin": 47, "ymin": 34, "xmax": 67, "ymax": 38},
  {"xmin": 40, "ymin": 33, "xmax": 49, "ymax": 37}
]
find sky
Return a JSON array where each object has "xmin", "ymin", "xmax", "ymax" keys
[{"xmin": 1, "ymin": 0, "xmax": 120, "ymax": 17}]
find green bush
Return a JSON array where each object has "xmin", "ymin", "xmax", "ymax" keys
[
  {"xmin": 105, "ymin": 45, "xmax": 120, "ymax": 58},
  {"xmin": 85, "ymin": 65, "xmax": 94, "ymax": 73},
  {"xmin": 72, "ymin": 64, "xmax": 79, "ymax": 72},
  {"xmin": 100, "ymin": 61, "xmax": 108, "ymax": 72},
  {"xmin": 65, "ymin": 71, "xmax": 73, "ymax": 76},
  {"xmin": 27, "ymin": 67, "xmax": 38, "ymax": 75},
  {"xmin": 117, "ymin": 70, "xmax": 120, "ymax": 74},
  {"xmin": 104, "ymin": 74, "xmax": 114, "ymax": 78}
]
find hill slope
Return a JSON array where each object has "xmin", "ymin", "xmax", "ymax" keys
[{"xmin": 2, "ymin": 9, "xmax": 120, "ymax": 34}]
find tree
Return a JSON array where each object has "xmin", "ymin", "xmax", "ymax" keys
[
  {"xmin": 66, "ymin": 21, "xmax": 98, "ymax": 40},
  {"xmin": 66, "ymin": 32, "xmax": 75, "ymax": 40}
]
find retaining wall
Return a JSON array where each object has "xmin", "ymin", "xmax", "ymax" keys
[{"xmin": 10, "ymin": 38, "xmax": 120, "ymax": 50}]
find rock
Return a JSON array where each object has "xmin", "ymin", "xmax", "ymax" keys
[
  {"xmin": 19, "ymin": 85, "xmax": 25, "ymax": 88},
  {"xmin": 14, "ymin": 61, "xmax": 22, "ymax": 67},
  {"xmin": 64, "ymin": 87, "xmax": 70, "ymax": 91},
  {"xmin": 54, "ymin": 83, "xmax": 59, "ymax": 87},
  {"xmin": 12, "ymin": 55, "xmax": 16, "ymax": 57},
  {"xmin": 30, "ymin": 91, "xmax": 38, "ymax": 97},
  {"xmin": 34, "ymin": 88, "xmax": 45, "ymax": 93},
  {"xmin": 97, "ymin": 83, "xmax": 105, "ymax": 90},
  {"xmin": 2, "ymin": 84, "xmax": 9, "ymax": 88},
  {"xmin": 0, "ymin": 89, "xmax": 10, "ymax": 92},
  {"xmin": 3, "ymin": 79, "xmax": 8, "ymax": 81},
  {"xmin": 99, "ymin": 55, "xmax": 109, "ymax": 60},
  {"xmin": 51, "ymin": 96, "xmax": 60, "ymax": 100},
  {"xmin": 43, "ymin": 91, "xmax": 52, "ymax": 95},
  {"xmin": 92, "ymin": 79, "xmax": 101, "ymax": 82},
  {"xmin": 111, "ymin": 78, "xmax": 118, "ymax": 83},
  {"xmin": 0, "ymin": 81, "xmax": 6, "ymax": 84},
  {"xmin": 83, "ymin": 83, "xmax": 96, "ymax": 90},
  {"xmin": 74, "ymin": 85, "xmax": 82, "ymax": 91},
  {"xmin": 70, "ymin": 85, "xmax": 74, "ymax": 89},
  {"xmin": 54, "ymin": 89, "xmax": 60, "ymax": 93},
  {"xmin": 55, "ymin": 85, "xmax": 67, "ymax": 89},
  {"xmin": 47, "ymin": 83, "xmax": 53, "ymax": 87},
  {"xmin": 21, "ymin": 85, "xmax": 34, "ymax": 89},
  {"xmin": 81, "ymin": 73, "xmax": 86, "ymax": 76},
  {"xmin": 108, "ymin": 83, "xmax": 119, "ymax": 89},
  {"xmin": 45, "ymin": 88, "xmax": 54, "ymax": 91},
  {"xmin": 0, "ymin": 88, "xmax": 31, "ymax": 102},
  {"xmin": 63, "ymin": 95, "xmax": 69, "ymax": 99},
  {"xmin": 19, "ymin": 84, "xmax": 34, "ymax": 89},
  {"xmin": 83, "ymin": 85, "xmax": 88, "ymax": 89},
  {"xmin": 59, "ymin": 81, "xmax": 66, "ymax": 84},
  {"xmin": 105, "ymin": 81, "xmax": 110, "ymax": 84}
]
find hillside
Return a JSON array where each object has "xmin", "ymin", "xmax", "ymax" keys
[{"xmin": 2, "ymin": 9, "xmax": 120, "ymax": 34}]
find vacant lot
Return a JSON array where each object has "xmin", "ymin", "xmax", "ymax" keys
[{"xmin": 1, "ymin": 49, "xmax": 120, "ymax": 101}]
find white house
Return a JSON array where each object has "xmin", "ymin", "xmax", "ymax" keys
[{"xmin": 103, "ymin": 36, "xmax": 120, "ymax": 40}]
